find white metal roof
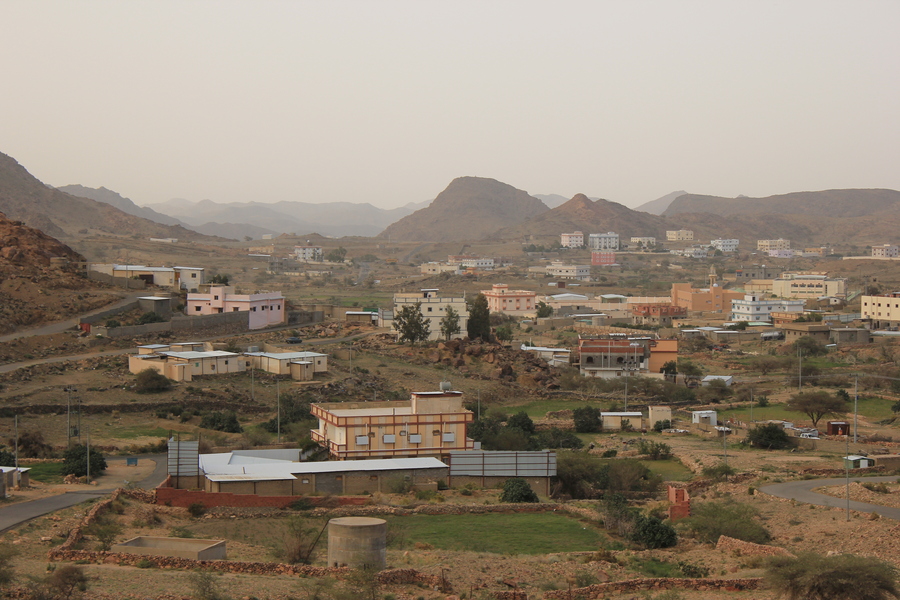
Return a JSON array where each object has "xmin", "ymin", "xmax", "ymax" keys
[
  {"xmin": 137, "ymin": 344, "xmax": 169, "ymax": 349},
  {"xmin": 520, "ymin": 345, "xmax": 571, "ymax": 353},
  {"xmin": 138, "ymin": 296, "xmax": 171, "ymax": 301},
  {"xmin": 200, "ymin": 453, "xmax": 446, "ymax": 479},
  {"xmin": 601, "ymin": 412, "xmax": 643, "ymax": 417},
  {"xmin": 326, "ymin": 407, "xmax": 414, "ymax": 417},
  {"xmin": 245, "ymin": 351, "xmax": 327, "ymax": 359},
  {"xmin": 162, "ymin": 351, "xmax": 239, "ymax": 359}
]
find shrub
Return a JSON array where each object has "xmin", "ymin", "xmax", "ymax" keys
[
  {"xmin": 573, "ymin": 406, "xmax": 602, "ymax": 433},
  {"xmin": 863, "ymin": 482, "xmax": 890, "ymax": 494},
  {"xmin": 200, "ymin": 411, "xmax": 242, "ymax": 433},
  {"xmin": 134, "ymin": 369, "xmax": 173, "ymax": 394},
  {"xmin": 170, "ymin": 527, "xmax": 195, "ymax": 538},
  {"xmin": 104, "ymin": 319, "xmax": 121, "ymax": 328},
  {"xmin": 766, "ymin": 552, "xmax": 900, "ymax": 600},
  {"xmin": 499, "ymin": 477, "xmax": 539, "ymax": 503},
  {"xmin": 629, "ymin": 514, "xmax": 677, "ymax": 549},
  {"xmin": 601, "ymin": 449, "xmax": 618, "ymax": 458},
  {"xmin": 681, "ymin": 500, "xmax": 770, "ymax": 544},
  {"xmin": 136, "ymin": 559, "xmax": 153, "ymax": 569},
  {"xmin": 288, "ymin": 498, "xmax": 315, "ymax": 511},
  {"xmin": 702, "ymin": 463, "xmax": 736, "ymax": 481},
  {"xmin": 746, "ymin": 423, "xmax": 792, "ymax": 450},
  {"xmin": 653, "ymin": 419, "xmax": 672, "ymax": 433},
  {"xmin": 138, "ymin": 311, "xmax": 166, "ymax": 324},
  {"xmin": 61, "ymin": 444, "xmax": 107, "ymax": 478},
  {"xmin": 637, "ymin": 439, "xmax": 672, "ymax": 460},
  {"xmin": 0, "ymin": 546, "xmax": 16, "ymax": 589},
  {"xmin": 187, "ymin": 502, "xmax": 207, "ymax": 518}
]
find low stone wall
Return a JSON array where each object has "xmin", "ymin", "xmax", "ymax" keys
[
  {"xmin": 715, "ymin": 535, "xmax": 793, "ymax": 558},
  {"xmin": 799, "ymin": 466, "xmax": 885, "ymax": 476},
  {"xmin": 543, "ymin": 577, "xmax": 762, "ymax": 599},
  {"xmin": 156, "ymin": 485, "xmax": 370, "ymax": 509}
]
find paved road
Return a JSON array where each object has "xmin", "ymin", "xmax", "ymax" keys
[
  {"xmin": 0, "ymin": 454, "xmax": 168, "ymax": 534},
  {"xmin": 760, "ymin": 475, "xmax": 900, "ymax": 520},
  {"xmin": 0, "ymin": 291, "xmax": 147, "ymax": 343}
]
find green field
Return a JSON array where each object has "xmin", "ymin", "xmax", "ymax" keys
[
  {"xmin": 642, "ymin": 458, "xmax": 694, "ymax": 482},
  {"xmin": 26, "ymin": 461, "xmax": 65, "ymax": 484},
  {"xmin": 503, "ymin": 398, "xmax": 616, "ymax": 419},
  {"xmin": 107, "ymin": 426, "xmax": 172, "ymax": 440},
  {"xmin": 719, "ymin": 395, "xmax": 897, "ymax": 425},
  {"xmin": 384, "ymin": 512, "xmax": 607, "ymax": 554}
]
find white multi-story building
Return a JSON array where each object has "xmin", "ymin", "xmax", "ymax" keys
[
  {"xmin": 666, "ymin": 230, "xmax": 694, "ymax": 242},
  {"xmin": 560, "ymin": 231, "xmax": 584, "ymax": 248},
  {"xmin": 447, "ymin": 255, "xmax": 494, "ymax": 270},
  {"xmin": 392, "ymin": 289, "xmax": 468, "ymax": 341},
  {"xmin": 670, "ymin": 247, "xmax": 709, "ymax": 258},
  {"xmin": 589, "ymin": 232, "xmax": 619, "ymax": 251},
  {"xmin": 730, "ymin": 294, "xmax": 805, "ymax": 322},
  {"xmin": 767, "ymin": 249, "xmax": 797, "ymax": 259},
  {"xmin": 711, "ymin": 239, "xmax": 739, "ymax": 253},
  {"xmin": 420, "ymin": 262, "xmax": 462, "ymax": 276},
  {"xmin": 546, "ymin": 261, "xmax": 591, "ymax": 281},
  {"xmin": 293, "ymin": 245, "xmax": 323, "ymax": 262},
  {"xmin": 758, "ymin": 239, "xmax": 791, "ymax": 252},
  {"xmin": 630, "ymin": 236, "xmax": 656, "ymax": 247},
  {"xmin": 872, "ymin": 244, "xmax": 900, "ymax": 258}
]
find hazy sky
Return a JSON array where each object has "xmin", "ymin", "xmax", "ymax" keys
[{"xmin": 1, "ymin": 1, "xmax": 898, "ymax": 210}]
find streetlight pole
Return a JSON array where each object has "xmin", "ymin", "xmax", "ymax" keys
[
  {"xmin": 276, "ymin": 379, "xmax": 281, "ymax": 444},
  {"xmin": 845, "ymin": 430, "xmax": 850, "ymax": 521},
  {"xmin": 854, "ymin": 373, "xmax": 859, "ymax": 443},
  {"xmin": 798, "ymin": 346, "xmax": 802, "ymax": 391}
]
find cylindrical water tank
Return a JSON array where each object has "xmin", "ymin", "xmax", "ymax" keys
[{"xmin": 326, "ymin": 517, "xmax": 387, "ymax": 569}]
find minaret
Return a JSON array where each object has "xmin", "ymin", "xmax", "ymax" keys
[{"xmin": 708, "ymin": 265, "xmax": 718, "ymax": 288}]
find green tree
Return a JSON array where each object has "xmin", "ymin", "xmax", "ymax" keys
[
  {"xmin": 787, "ymin": 390, "xmax": 849, "ymax": 428},
  {"xmin": 629, "ymin": 514, "xmax": 677, "ymax": 549},
  {"xmin": 766, "ymin": 552, "xmax": 900, "ymax": 600},
  {"xmin": 794, "ymin": 335, "xmax": 828, "ymax": 357},
  {"xmin": 660, "ymin": 360, "xmax": 677, "ymax": 376},
  {"xmin": 746, "ymin": 423, "xmax": 792, "ymax": 449},
  {"xmin": 573, "ymin": 406, "xmax": 602, "ymax": 433},
  {"xmin": 439, "ymin": 305, "xmax": 461, "ymax": 341},
  {"xmin": 134, "ymin": 369, "xmax": 173, "ymax": 393},
  {"xmin": 138, "ymin": 311, "xmax": 166, "ymax": 324},
  {"xmin": 324, "ymin": 247, "xmax": 347, "ymax": 262},
  {"xmin": 531, "ymin": 428, "xmax": 583, "ymax": 449},
  {"xmin": 506, "ymin": 411, "xmax": 535, "ymax": 435},
  {"xmin": 200, "ymin": 411, "xmax": 243, "ymax": 433},
  {"xmin": 0, "ymin": 449, "xmax": 14, "ymax": 466},
  {"xmin": 466, "ymin": 293, "xmax": 491, "ymax": 340},
  {"xmin": 495, "ymin": 324, "xmax": 513, "ymax": 342},
  {"xmin": 208, "ymin": 273, "xmax": 230, "ymax": 285},
  {"xmin": 61, "ymin": 444, "xmax": 107, "ymax": 479},
  {"xmin": 678, "ymin": 360, "xmax": 703, "ymax": 386},
  {"xmin": 535, "ymin": 301, "xmax": 553, "ymax": 318},
  {"xmin": 394, "ymin": 302, "xmax": 431, "ymax": 345},
  {"xmin": 499, "ymin": 477, "xmax": 539, "ymax": 503},
  {"xmin": 554, "ymin": 451, "xmax": 608, "ymax": 499}
]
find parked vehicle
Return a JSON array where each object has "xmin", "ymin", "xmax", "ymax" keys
[{"xmin": 286, "ymin": 337, "xmax": 303, "ymax": 344}]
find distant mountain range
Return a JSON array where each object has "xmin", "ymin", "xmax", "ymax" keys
[
  {"xmin": 0, "ymin": 152, "xmax": 221, "ymax": 242},
  {"xmin": 634, "ymin": 190, "xmax": 688, "ymax": 215},
  {"xmin": 141, "ymin": 198, "xmax": 430, "ymax": 239},
  {"xmin": 379, "ymin": 177, "xmax": 549, "ymax": 242}
]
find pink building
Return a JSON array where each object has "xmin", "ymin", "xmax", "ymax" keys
[
  {"xmin": 186, "ymin": 286, "xmax": 285, "ymax": 330},
  {"xmin": 591, "ymin": 251, "xmax": 616, "ymax": 266},
  {"xmin": 482, "ymin": 284, "xmax": 537, "ymax": 316}
]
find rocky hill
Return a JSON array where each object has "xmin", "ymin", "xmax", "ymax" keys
[
  {"xmin": 379, "ymin": 177, "xmax": 549, "ymax": 242},
  {"xmin": 0, "ymin": 211, "xmax": 114, "ymax": 334},
  {"xmin": 634, "ymin": 190, "xmax": 687, "ymax": 215},
  {"xmin": 0, "ymin": 152, "xmax": 223, "ymax": 242},
  {"xmin": 498, "ymin": 193, "xmax": 670, "ymax": 240},
  {"xmin": 664, "ymin": 189, "xmax": 900, "ymax": 218}
]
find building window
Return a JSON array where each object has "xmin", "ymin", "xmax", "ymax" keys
[
  {"xmin": 432, "ymin": 429, "xmax": 441, "ymax": 436},
  {"xmin": 195, "ymin": 306, "xmax": 201, "ymax": 312},
  {"xmin": 301, "ymin": 478, "xmax": 310, "ymax": 484},
  {"xmin": 214, "ymin": 296, "xmax": 219, "ymax": 300},
  {"xmin": 233, "ymin": 307, "xmax": 239, "ymax": 312},
  {"xmin": 191, "ymin": 273, "xmax": 197, "ymax": 278},
  {"xmin": 224, "ymin": 360, "xmax": 229, "ymax": 365}
]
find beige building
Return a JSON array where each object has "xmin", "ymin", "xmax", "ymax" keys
[
  {"xmin": 89, "ymin": 264, "xmax": 205, "ymax": 291},
  {"xmin": 757, "ymin": 238, "xmax": 791, "ymax": 251},
  {"xmin": 130, "ymin": 350, "xmax": 245, "ymax": 382},
  {"xmin": 311, "ymin": 391, "xmax": 476, "ymax": 460},
  {"xmin": 482, "ymin": 284, "xmax": 537, "ymax": 316},
  {"xmin": 560, "ymin": 231, "xmax": 584, "ymax": 248},
  {"xmin": 872, "ymin": 244, "xmax": 900, "ymax": 258},
  {"xmin": 862, "ymin": 293, "xmax": 900, "ymax": 328},
  {"xmin": 666, "ymin": 230, "xmax": 694, "ymax": 242},
  {"xmin": 245, "ymin": 351, "xmax": 328, "ymax": 381},
  {"xmin": 545, "ymin": 261, "xmax": 591, "ymax": 281},
  {"xmin": 630, "ymin": 236, "xmax": 657, "ymax": 247},
  {"xmin": 419, "ymin": 262, "xmax": 462, "ymax": 276},
  {"xmin": 393, "ymin": 289, "xmax": 468, "ymax": 341},
  {"xmin": 771, "ymin": 273, "xmax": 847, "ymax": 299}
]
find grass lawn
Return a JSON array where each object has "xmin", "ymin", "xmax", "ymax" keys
[
  {"xmin": 719, "ymin": 394, "xmax": 897, "ymax": 425},
  {"xmin": 504, "ymin": 398, "xmax": 618, "ymax": 419},
  {"xmin": 26, "ymin": 461, "xmax": 65, "ymax": 484},
  {"xmin": 107, "ymin": 426, "xmax": 172, "ymax": 440},
  {"xmin": 385, "ymin": 512, "xmax": 607, "ymax": 554},
  {"xmin": 642, "ymin": 458, "xmax": 693, "ymax": 482}
]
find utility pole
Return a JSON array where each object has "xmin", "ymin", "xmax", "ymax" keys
[
  {"xmin": 854, "ymin": 373, "xmax": 859, "ymax": 443},
  {"xmin": 66, "ymin": 387, "xmax": 71, "ymax": 449},
  {"xmin": 86, "ymin": 427, "xmax": 91, "ymax": 484},
  {"xmin": 251, "ymin": 365, "xmax": 255, "ymax": 401},
  {"xmin": 798, "ymin": 347, "xmax": 803, "ymax": 391},
  {"xmin": 845, "ymin": 430, "xmax": 850, "ymax": 521},
  {"xmin": 276, "ymin": 379, "xmax": 281, "ymax": 444}
]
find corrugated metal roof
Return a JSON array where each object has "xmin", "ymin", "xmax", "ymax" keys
[
  {"xmin": 162, "ymin": 351, "xmax": 239, "ymax": 359},
  {"xmin": 199, "ymin": 453, "xmax": 446, "ymax": 478},
  {"xmin": 245, "ymin": 351, "xmax": 327, "ymax": 359}
]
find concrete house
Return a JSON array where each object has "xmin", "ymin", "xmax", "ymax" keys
[
  {"xmin": 129, "ymin": 350, "xmax": 245, "ymax": 382},
  {"xmin": 392, "ymin": 289, "xmax": 468, "ymax": 341},
  {"xmin": 89, "ymin": 264, "xmax": 205, "ymax": 291},
  {"xmin": 245, "ymin": 351, "xmax": 329, "ymax": 380},
  {"xmin": 560, "ymin": 231, "xmax": 584, "ymax": 248},
  {"xmin": 482, "ymin": 284, "xmax": 537, "ymax": 317},
  {"xmin": 311, "ymin": 391, "xmax": 476, "ymax": 460},
  {"xmin": 666, "ymin": 230, "xmax": 694, "ymax": 242},
  {"xmin": 186, "ymin": 286, "xmax": 285, "ymax": 330},
  {"xmin": 589, "ymin": 232, "xmax": 619, "ymax": 251}
]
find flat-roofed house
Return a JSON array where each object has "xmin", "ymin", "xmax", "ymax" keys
[
  {"xmin": 129, "ymin": 350, "xmax": 244, "ymax": 382},
  {"xmin": 246, "ymin": 351, "xmax": 328, "ymax": 375},
  {"xmin": 482, "ymin": 284, "xmax": 537, "ymax": 317},
  {"xmin": 311, "ymin": 391, "xmax": 476, "ymax": 460},
  {"xmin": 186, "ymin": 286, "xmax": 285, "ymax": 330}
]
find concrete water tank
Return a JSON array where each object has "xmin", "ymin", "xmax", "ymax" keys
[{"xmin": 327, "ymin": 517, "xmax": 387, "ymax": 569}]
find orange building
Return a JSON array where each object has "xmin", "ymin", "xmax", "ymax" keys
[
  {"xmin": 482, "ymin": 284, "xmax": 537, "ymax": 317},
  {"xmin": 631, "ymin": 304, "xmax": 687, "ymax": 327},
  {"xmin": 671, "ymin": 267, "xmax": 743, "ymax": 313}
]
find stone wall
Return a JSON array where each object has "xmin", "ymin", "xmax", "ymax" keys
[
  {"xmin": 543, "ymin": 577, "xmax": 762, "ymax": 599},
  {"xmin": 156, "ymin": 485, "xmax": 369, "ymax": 509}
]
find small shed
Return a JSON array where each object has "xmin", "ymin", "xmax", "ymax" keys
[
  {"xmin": 826, "ymin": 421, "xmax": 850, "ymax": 436},
  {"xmin": 648, "ymin": 406, "xmax": 673, "ymax": 427},
  {"xmin": 843, "ymin": 455, "xmax": 872, "ymax": 469},
  {"xmin": 691, "ymin": 410, "xmax": 718, "ymax": 428},
  {"xmin": 600, "ymin": 412, "xmax": 643, "ymax": 431},
  {"xmin": 345, "ymin": 311, "xmax": 377, "ymax": 324}
]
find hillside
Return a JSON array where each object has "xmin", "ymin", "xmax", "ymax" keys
[
  {"xmin": 378, "ymin": 177, "xmax": 549, "ymax": 242},
  {"xmin": 56, "ymin": 185, "xmax": 186, "ymax": 227},
  {"xmin": 664, "ymin": 189, "xmax": 900, "ymax": 218},
  {"xmin": 0, "ymin": 152, "xmax": 224, "ymax": 242},
  {"xmin": 0, "ymin": 211, "xmax": 115, "ymax": 334}
]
